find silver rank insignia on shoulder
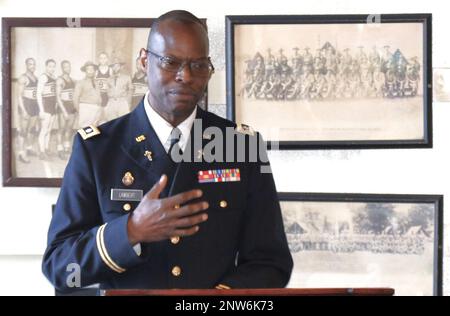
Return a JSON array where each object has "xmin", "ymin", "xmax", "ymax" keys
[
  {"xmin": 236, "ymin": 123, "xmax": 255, "ymax": 136},
  {"xmin": 78, "ymin": 125, "xmax": 101, "ymax": 140},
  {"xmin": 135, "ymin": 135, "xmax": 146, "ymax": 142},
  {"xmin": 203, "ymin": 132, "xmax": 212, "ymax": 140}
]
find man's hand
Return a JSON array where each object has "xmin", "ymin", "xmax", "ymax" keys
[{"xmin": 127, "ymin": 174, "xmax": 209, "ymax": 245}]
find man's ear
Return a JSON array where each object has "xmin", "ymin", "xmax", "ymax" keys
[{"xmin": 139, "ymin": 48, "xmax": 148, "ymax": 70}]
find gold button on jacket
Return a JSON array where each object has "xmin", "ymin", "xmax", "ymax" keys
[
  {"xmin": 170, "ymin": 236, "xmax": 180, "ymax": 244},
  {"xmin": 171, "ymin": 266, "xmax": 181, "ymax": 277},
  {"xmin": 219, "ymin": 200, "xmax": 228, "ymax": 208}
]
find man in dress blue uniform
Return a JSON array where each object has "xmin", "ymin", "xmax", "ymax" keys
[{"xmin": 42, "ymin": 10, "xmax": 293, "ymax": 292}]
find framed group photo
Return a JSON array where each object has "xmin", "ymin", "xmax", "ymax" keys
[
  {"xmin": 226, "ymin": 14, "xmax": 432, "ymax": 149},
  {"xmin": 279, "ymin": 192, "xmax": 443, "ymax": 296},
  {"xmin": 2, "ymin": 17, "xmax": 208, "ymax": 187}
]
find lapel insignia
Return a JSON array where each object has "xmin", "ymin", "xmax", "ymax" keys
[
  {"xmin": 203, "ymin": 132, "xmax": 212, "ymax": 140},
  {"xmin": 78, "ymin": 125, "xmax": 101, "ymax": 140},
  {"xmin": 198, "ymin": 168, "xmax": 241, "ymax": 183},
  {"xmin": 122, "ymin": 172, "xmax": 135, "ymax": 186},
  {"xmin": 135, "ymin": 135, "xmax": 146, "ymax": 142},
  {"xmin": 144, "ymin": 150, "xmax": 153, "ymax": 161}
]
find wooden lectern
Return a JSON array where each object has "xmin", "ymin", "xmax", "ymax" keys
[{"xmin": 101, "ymin": 288, "xmax": 395, "ymax": 296}]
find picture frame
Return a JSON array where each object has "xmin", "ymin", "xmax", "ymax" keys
[
  {"xmin": 226, "ymin": 14, "xmax": 432, "ymax": 150},
  {"xmin": 2, "ymin": 17, "xmax": 208, "ymax": 187},
  {"xmin": 279, "ymin": 192, "xmax": 443, "ymax": 296}
]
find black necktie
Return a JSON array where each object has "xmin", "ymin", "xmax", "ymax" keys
[
  {"xmin": 168, "ymin": 127, "xmax": 182, "ymax": 160},
  {"xmin": 164, "ymin": 127, "xmax": 182, "ymax": 196}
]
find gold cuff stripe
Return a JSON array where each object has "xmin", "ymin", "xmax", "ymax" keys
[
  {"xmin": 98, "ymin": 224, "xmax": 126, "ymax": 273},
  {"xmin": 96, "ymin": 224, "xmax": 126, "ymax": 273},
  {"xmin": 96, "ymin": 224, "xmax": 120, "ymax": 273},
  {"xmin": 215, "ymin": 284, "xmax": 231, "ymax": 290}
]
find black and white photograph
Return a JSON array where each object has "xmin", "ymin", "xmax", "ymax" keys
[
  {"xmin": 2, "ymin": 18, "xmax": 207, "ymax": 187},
  {"xmin": 2, "ymin": 18, "xmax": 152, "ymax": 186},
  {"xmin": 280, "ymin": 193, "xmax": 443, "ymax": 296},
  {"xmin": 226, "ymin": 14, "xmax": 432, "ymax": 149}
]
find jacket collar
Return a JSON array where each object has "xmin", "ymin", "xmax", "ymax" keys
[{"xmin": 121, "ymin": 101, "xmax": 211, "ymax": 195}]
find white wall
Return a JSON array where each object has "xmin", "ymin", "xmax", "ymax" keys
[{"xmin": 0, "ymin": 0, "xmax": 448, "ymax": 295}]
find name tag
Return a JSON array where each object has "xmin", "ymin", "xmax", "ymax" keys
[{"xmin": 110, "ymin": 189, "xmax": 143, "ymax": 201}]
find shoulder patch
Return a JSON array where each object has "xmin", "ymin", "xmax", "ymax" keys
[
  {"xmin": 78, "ymin": 125, "xmax": 101, "ymax": 140},
  {"xmin": 236, "ymin": 123, "xmax": 255, "ymax": 136}
]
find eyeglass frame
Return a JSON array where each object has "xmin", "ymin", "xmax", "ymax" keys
[{"xmin": 145, "ymin": 49, "xmax": 215, "ymax": 77}]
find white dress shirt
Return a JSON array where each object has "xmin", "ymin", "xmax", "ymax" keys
[
  {"xmin": 143, "ymin": 91, "xmax": 197, "ymax": 153},
  {"xmin": 132, "ymin": 92, "xmax": 197, "ymax": 256}
]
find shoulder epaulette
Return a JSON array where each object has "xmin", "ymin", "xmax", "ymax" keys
[
  {"xmin": 78, "ymin": 125, "xmax": 101, "ymax": 140},
  {"xmin": 236, "ymin": 123, "xmax": 255, "ymax": 136}
]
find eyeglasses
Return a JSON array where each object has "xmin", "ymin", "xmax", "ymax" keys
[{"xmin": 146, "ymin": 50, "xmax": 215, "ymax": 77}]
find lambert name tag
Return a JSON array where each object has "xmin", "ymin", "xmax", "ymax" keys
[
  {"xmin": 110, "ymin": 189, "xmax": 143, "ymax": 201},
  {"xmin": 198, "ymin": 168, "xmax": 241, "ymax": 183}
]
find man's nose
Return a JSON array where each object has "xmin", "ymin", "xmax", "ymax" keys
[{"xmin": 175, "ymin": 62, "xmax": 193, "ymax": 83}]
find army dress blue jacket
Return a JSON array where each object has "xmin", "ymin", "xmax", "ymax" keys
[{"xmin": 42, "ymin": 101, "xmax": 293, "ymax": 292}]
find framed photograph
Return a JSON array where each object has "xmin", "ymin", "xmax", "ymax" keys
[
  {"xmin": 2, "ymin": 17, "xmax": 208, "ymax": 187},
  {"xmin": 226, "ymin": 14, "xmax": 432, "ymax": 149},
  {"xmin": 279, "ymin": 192, "xmax": 443, "ymax": 296}
]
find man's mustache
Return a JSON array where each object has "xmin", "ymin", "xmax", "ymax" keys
[{"xmin": 168, "ymin": 87, "xmax": 197, "ymax": 96}]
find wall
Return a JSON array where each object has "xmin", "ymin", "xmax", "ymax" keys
[{"xmin": 0, "ymin": 0, "xmax": 448, "ymax": 295}]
